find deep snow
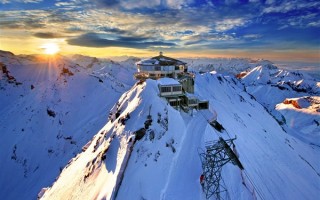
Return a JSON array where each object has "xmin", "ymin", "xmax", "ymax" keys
[
  {"xmin": 41, "ymin": 74, "xmax": 320, "ymax": 200},
  {"xmin": 0, "ymin": 52, "xmax": 135, "ymax": 200},
  {"xmin": 240, "ymin": 64, "xmax": 320, "ymax": 146},
  {"xmin": 1, "ymin": 51, "xmax": 319, "ymax": 200}
]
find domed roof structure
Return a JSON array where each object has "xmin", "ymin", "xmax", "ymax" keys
[{"xmin": 135, "ymin": 52, "xmax": 187, "ymax": 80}]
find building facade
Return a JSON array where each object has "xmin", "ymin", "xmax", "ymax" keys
[
  {"xmin": 135, "ymin": 52, "xmax": 208, "ymax": 111},
  {"xmin": 135, "ymin": 52, "xmax": 188, "ymax": 80}
]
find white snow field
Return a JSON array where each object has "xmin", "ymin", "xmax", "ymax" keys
[
  {"xmin": 240, "ymin": 63, "xmax": 320, "ymax": 146},
  {"xmin": 0, "ymin": 51, "xmax": 135, "ymax": 200},
  {"xmin": 1, "ymin": 50, "xmax": 319, "ymax": 200},
  {"xmin": 41, "ymin": 74, "xmax": 319, "ymax": 200}
]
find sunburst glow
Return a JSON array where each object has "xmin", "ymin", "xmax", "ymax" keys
[{"xmin": 41, "ymin": 43, "xmax": 60, "ymax": 55}]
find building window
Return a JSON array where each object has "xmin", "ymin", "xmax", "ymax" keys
[
  {"xmin": 169, "ymin": 100, "xmax": 180, "ymax": 107},
  {"xmin": 189, "ymin": 99, "xmax": 197, "ymax": 105},
  {"xmin": 172, "ymin": 86, "xmax": 181, "ymax": 92},
  {"xmin": 161, "ymin": 87, "xmax": 171, "ymax": 93},
  {"xmin": 141, "ymin": 65, "xmax": 155, "ymax": 71}
]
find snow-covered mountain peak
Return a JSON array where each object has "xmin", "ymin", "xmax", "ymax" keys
[
  {"xmin": 0, "ymin": 49, "xmax": 15, "ymax": 57},
  {"xmin": 0, "ymin": 50, "xmax": 21, "ymax": 65},
  {"xmin": 0, "ymin": 51, "xmax": 136, "ymax": 200},
  {"xmin": 1, "ymin": 51, "xmax": 319, "ymax": 200},
  {"xmin": 239, "ymin": 60, "xmax": 319, "ymax": 148},
  {"xmin": 255, "ymin": 59, "xmax": 276, "ymax": 69},
  {"xmin": 241, "ymin": 62, "xmax": 319, "ymax": 94},
  {"xmin": 40, "ymin": 78, "xmax": 183, "ymax": 199},
  {"xmin": 279, "ymin": 96, "xmax": 320, "ymax": 112},
  {"xmin": 69, "ymin": 54, "xmax": 100, "ymax": 68},
  {"xmin": 39, "ymin": 72, "xmax": 320, "ymax": 200}
]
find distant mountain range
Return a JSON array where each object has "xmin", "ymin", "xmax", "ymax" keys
[{"xmin": 0, "ymin": 50, "xmax": 319, "ymax": 200}]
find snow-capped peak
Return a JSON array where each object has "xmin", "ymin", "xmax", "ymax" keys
[{"xmin": 40, "ymin": 73, "xmax": 319, "ymax": 200}]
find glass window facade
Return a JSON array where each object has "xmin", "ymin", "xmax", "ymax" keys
[
  {"xmin": 161, "ymin": 87, "xmax": 172, "ymax": 93},
  {"xmin": 172, "ymin": 86, "xmax": 182, "ymax": 92}
]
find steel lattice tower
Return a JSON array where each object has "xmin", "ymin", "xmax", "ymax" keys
[{"xmin": 199, "ymin": 137, "xmax": 244, "ymax": 199}]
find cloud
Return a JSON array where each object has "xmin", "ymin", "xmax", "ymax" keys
[
  {"xmin": 164, "ymin": 0, "xmax": 193, "ymax": 9},
  {"xmin": 1, "ymin": 0, "xmax": 319, "ymax": 54},
  {"xmin": 53, "ymin": 4, "xmax": 254, "ymax": 50},
  {"xmin": 0, "ymin": 11, "xmax": 47, "ymax": 29},
  {"xmin": 67, "ymin": 32, "xmax": 176, "ymax": 49},
  {"xmin": 268, "ymin": 11, "xmax": 320, "ymax": 30},
  {"xmin": 0, "ymin": 0, "xmax": 43, "ymax": 3},
  {"xmin": 215, "ymin": 18, "xmax": 249, "ymax": 32},
  {"xmin": 22, "ymin": 0, "xmax": 42, "ymax": 2},
  {"xmin": 0, "ymin": 9, "xmax": 78, "ymax": 31},
  {"xmin": 265, "ymin": 0, "xmax": 275, "ymax": 4},
  {"xmin": 98, "ymin": 26, "xmax": 128, "ymax": 35},
  {"xmin": 201, "ymin": 39, "xmax": 268, "ymax": 50},
  {"xmin": 0, "ymin": 1, "xmax": 253, "ymax": 41},
  {"xmin": 183, "ymin": 33, "xmax": 235, "ymax": 46},
  {"xmin": 54, "ymin": 1, "xmax": 81, "ymax": 11},
  {"xmin": 90, "ymin": 0, "xmax": 193, "ymax": 10},
  {"xmin": 263, "ymin": 0, "xmax": 320, "ymax": 14},
  {"xmin": 178, "ymin": 31, "xmax": 241, "ymax": 49},
  {"xmin": 308, "ymin": 20, "xmax": 320, "ymax": 27},
  {"xmin": 243, "ymin": 34, "xmax": 261, "ymax": 39},
  {"xmin": 33, "ymin": 32, "xmax": 65, "ymax": 38},
  {"xmin": 0, "ymin": 0, "xmax": 10, "ymax": 3}
]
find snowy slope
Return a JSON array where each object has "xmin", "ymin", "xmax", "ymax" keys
[
  {"xmin": 0, "ymin": 51, "xmax": 135, "ymax": 200},
  {"xmin": 183, "ymin": 58, "xmax": 266, "ymax": 74},
  {"xmin": 193, "ymin": 73, "xmax": 319, "ymax": 199},
  {"xmin": 2, "ymin": 50, "xmax": 319, "ymax": 200},
  {"xmin": 41, "ymin": 74, "xmax": 320, "ymax": 200},
  {"xmin": 241, "ymin": 62, "xmax": 319, "ymax": 95},
  {"xmin": 240, "ymin": 63, "xmax": 320, "ymax": 146},
  {"xmin": 276, "ymin": 96, "xmax": 320, "ymax": 146},
  {"xmin": 40, "ymin": 79, "xmax": 177, "ymax": 199}
]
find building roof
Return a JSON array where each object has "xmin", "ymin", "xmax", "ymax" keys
[
  {"xmin": 136, "ymin": 52, "xmax": 186, "ymax": 66},
  {"xmin": 157, "ymin": 78, "xmax": 181, "ymax": 86},
  {"xmin": 136, "ymin": 58, "xmax": 159, "ymax": 66},
  {"xmin": 184, "ymin": 92, "xmax": 197, "ymax": 99}
]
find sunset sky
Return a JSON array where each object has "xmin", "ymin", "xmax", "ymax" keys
[{"xmin": 0, "ymin": 0, "xmax": 319, "ymax": 61}]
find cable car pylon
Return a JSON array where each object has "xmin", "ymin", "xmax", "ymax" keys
[{"xmin": 198, "ymin": 137, "xmax": 244, "ymax": 199}]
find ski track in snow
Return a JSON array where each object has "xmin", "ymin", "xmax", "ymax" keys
[{"xmin": 160, "ymin": 114, "xmax": 206, "ymax": 200}]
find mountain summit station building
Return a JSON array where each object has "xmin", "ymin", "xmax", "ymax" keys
[
  {"xmin": 134, "ymin": 52, "xmax": 188, "ymax": 80},
  {"xmin": 134, "ymin": 52, "xmax": 208, "ymax": 110}
]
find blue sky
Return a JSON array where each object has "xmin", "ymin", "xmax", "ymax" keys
[{"xmin": 0, "ymin": 0, "xmax": 319, "ymax": 61}]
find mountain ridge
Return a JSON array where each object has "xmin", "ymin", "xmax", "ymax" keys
[
  {"xmin": 0, "ymin": 50, "xmax": 319, "ymax": 200},
  {"xmin": 40, "ymin": 73, "xmax": 320, "ymax": 200}
]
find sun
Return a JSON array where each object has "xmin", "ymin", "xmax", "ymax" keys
[{"xmin": 41, "ymin": 43, "xmax": 60, "ymax": 55}]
